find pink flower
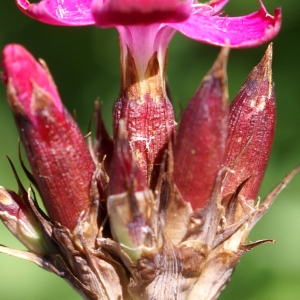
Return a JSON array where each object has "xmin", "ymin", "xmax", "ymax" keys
[{"xmin": 16, "ymin": 0, "xmax": 281, "ymax": 48}]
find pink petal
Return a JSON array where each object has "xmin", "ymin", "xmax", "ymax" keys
[
  {"xmin": 170, "ymin": 1, "xmax": 281, "ymax": 48},
  {"xmin": 16, "ymin": 0, "xmax": 94, "ymax": 26},
  {"xmin": 92, "ymin": 0, "xmax": 192, "ymax": 27}
]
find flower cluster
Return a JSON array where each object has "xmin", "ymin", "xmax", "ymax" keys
[{"xmin": 1, "ymin": 1, "xmax": 297, "ymax": 300}]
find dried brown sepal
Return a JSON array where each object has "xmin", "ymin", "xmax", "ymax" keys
[
  {"xmin": 249, "ymin": 163, "xmax": 300, "ymax": 229},
  {"xmin": 174, "ymin": 47, "xmax": 229, "ymax": 210},
  {"xmin": 223, "ymin": 43, "xmax": 275, "ymax": 201},
  {"xmin": 0, "ymin": 182, "xmax": 131, "ymax": 300},
  {"xmin": 189, "ymin": 165, "xmax": 300, "ymax": 300},
  {"xmin": 0, "ymin": 187, "xmax": 47, "ymax": 254}
]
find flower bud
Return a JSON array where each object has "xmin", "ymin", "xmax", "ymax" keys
[
  {"xmin": 0, "ymin": 187, "xmax": 47, "ymax": 254},
  {"xmin": 174, "ymin": 48, "xmax": 229, "ymax": 210},
  {"xmin": 222, "ymin": 44, "xmax": 276, "ymax": 201},
  {"xmin": 92, "ymin": 102, "xmax": 114, "ymax": 173},
  {"xmin": 108, "ymin": 123, "xmax": 155, "ymax": 261},
  {"xmin": 2, "ymin": 44, "xmax": 95, "ymax": 230}
]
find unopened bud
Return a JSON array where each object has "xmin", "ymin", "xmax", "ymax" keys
[
  {"xmin": 223, "ymin": 44, "xmax": 276, "ymax": 201},
  {"xmin": 2, "ymin": 44, "xmax": 95, "ymax": 230},
  {"xmin": 174, "ymin": 48, "xmax": 229, "ymax": 210}
]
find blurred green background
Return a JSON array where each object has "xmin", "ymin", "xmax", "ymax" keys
[{"xmin": 0, "ymin": 1, "xmax": 299, "ymax": 299}]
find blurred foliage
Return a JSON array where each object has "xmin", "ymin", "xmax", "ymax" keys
[{"xmin": 0, "ymin": 1, "xmax": 299, "ymax": 299}]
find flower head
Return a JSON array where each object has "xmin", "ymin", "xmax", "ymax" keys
[
  {"xmin": 0, "ymin": 1, "xmax": 294, "ymax": 300},
  {"xmin": 1, "ymin": 26, "xmax": 300, "ymax": 300}
]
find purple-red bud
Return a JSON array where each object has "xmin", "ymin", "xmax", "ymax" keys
[
  {"xmin": 174, "ymin": 48, "xmax": 229, "ymax": 210},
  {"xmin": 222, "ymin": 44, "xmax": 276, "ymax": 201},
  {"xmin": 2, "ymin": 44, "xmax": 95, "ymax": 230}
]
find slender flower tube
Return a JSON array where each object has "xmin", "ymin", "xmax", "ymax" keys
[
  {"xmin": 2, "ymin": 44, "xmax": 95, "ymax": 230},
  {"xmin": 113, "ymin": 24, "xmax": 176, "ymax": 186}
]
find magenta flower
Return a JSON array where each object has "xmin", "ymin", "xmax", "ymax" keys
[{"xmin": 17, "ymin": 0, "xmax": 281, "ymax": 48}]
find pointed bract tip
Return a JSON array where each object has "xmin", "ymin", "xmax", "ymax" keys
[
  {"xmin": 93, "ymin": 102, "xmax": 114, "ymax": 171},
  {"xmin": 213, "ymin": 46, "xmax": 230, "ymax": 72},
  {"xmin": 258, "ymin": 43, "xmax": 273, "ymax": 96},
  {"xmin": 210, "ymin": 46, "xmax": 229, "ymax": 103},
  {"xmin": 2, "ymin": 44, "xmax": 62, "ymax": 121}
]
